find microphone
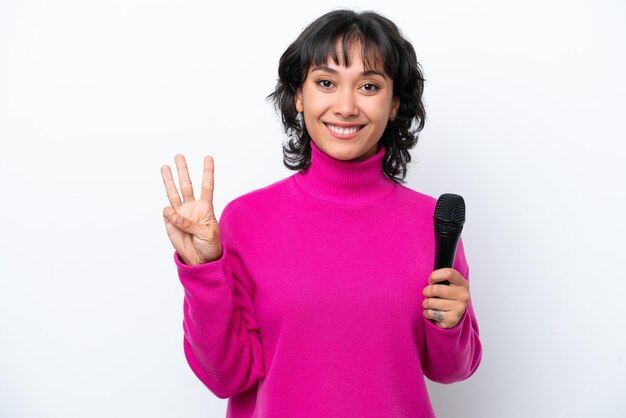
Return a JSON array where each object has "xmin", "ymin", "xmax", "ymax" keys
[{"xmin": 433, "ymin": 193, "xmax": 466, "ymax": 285}]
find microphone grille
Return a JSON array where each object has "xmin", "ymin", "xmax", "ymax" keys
[{"xmin": 434, "ymin": 193, "xmax": 466, "ymax": 234}]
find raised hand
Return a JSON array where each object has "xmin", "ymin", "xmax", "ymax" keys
[{"xmin": 161, "ymin": 154, "xmax": 222, "ymax": 266}]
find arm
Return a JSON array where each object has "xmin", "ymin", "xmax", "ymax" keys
[
  {"xmin": 422, "ymin": 238, "xmax": 482, "ymax": 384},
  {"xmin": 161, "ymin": 154, "xmax": 265, "ymax": 398},
  {"xmin": 175, "ymin": 205, "xmax": 265, "ymax": 399}
]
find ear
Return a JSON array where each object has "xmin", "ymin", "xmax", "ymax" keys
[
  {"xmin": 390, "ymin": 97, "xmax": 400, "ymax": 121},
  {"xmin": 295, "ymin": 88, "xmax": 303, "ymax": 113}
]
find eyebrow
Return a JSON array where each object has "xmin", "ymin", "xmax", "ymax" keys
[{"xmin": 311, "ymin": 66, "xmax": 386, "ymax": 78}]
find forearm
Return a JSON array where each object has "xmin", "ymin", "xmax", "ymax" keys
[
  {"xmin": 175, "ymin": 248, "xmax": 265, "ymax": 398},
  {"xmin": 422, "ymin": 301, "xmax": 482, "ymax": 384}
]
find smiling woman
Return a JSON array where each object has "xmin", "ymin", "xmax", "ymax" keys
[
  {"xmin": 268, "ymin": 9, "xmax": 427, "ymax": 183},
  {"xmin": 294, "ymin": 40, "xmax": 400, "ymax": 162},
  {"xmin": 161, "ymin": 8, "xmax": 481, "ymax": 418}
]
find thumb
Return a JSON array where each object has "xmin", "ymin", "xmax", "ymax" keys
[{"xmin": 163, "ymin": 207, "xmax": 210, "ymax": 237}]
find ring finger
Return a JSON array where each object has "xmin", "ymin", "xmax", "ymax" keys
[
  {"xmin": 422, "ymin": 297, "xmax": 456, "ymax": 312},
  {"xmin": 161, "ymin": 164, "xmax": 183, "ymax": 210}
]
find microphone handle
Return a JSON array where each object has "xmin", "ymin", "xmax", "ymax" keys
[{"xmin": 434, "ymin": 231, "xmax": 461, "ymax": 285}]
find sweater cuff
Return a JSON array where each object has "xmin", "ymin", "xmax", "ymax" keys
[{"xmin": 173, "ymin": 245, "xmax": 226, "ymax": 276}]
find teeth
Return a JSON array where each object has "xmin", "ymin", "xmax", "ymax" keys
[{"xmin": 327, "ymin": 124, "xmax": 361, "ymax": 135}]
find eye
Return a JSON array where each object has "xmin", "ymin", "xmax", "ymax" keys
[
  {"xmin": 316, "ymin": 79, "xmax": 334, "ymax": 89},
  {"xmin": 361, "ymin": 83, "xmax": 380, "ymax": 92}
]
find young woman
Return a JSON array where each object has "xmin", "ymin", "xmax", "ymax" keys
[{"xmin": 161, "ymin": 9, "xmax": 481, "ymax": 418}]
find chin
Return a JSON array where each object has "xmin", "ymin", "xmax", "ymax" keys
[
  {"xmin": 327, "ymin": 146, "xmax": 363, "ymax": 161},
  {"xmin": 313, "ymin": 138, "xmax": 374, "ymax": 161}
]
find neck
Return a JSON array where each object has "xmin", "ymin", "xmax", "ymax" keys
[{"xmin": 293, "ymin": 140, "xmax": 396, "ymax": 205}]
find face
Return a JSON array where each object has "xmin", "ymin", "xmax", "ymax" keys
[{"xmin": 295, "ymin": 41, "xmax": 400, "ymax": 162}]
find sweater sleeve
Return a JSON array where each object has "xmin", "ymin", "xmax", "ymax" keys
[
  {"xmin": 422, "ymin": 237, "xmax": 482, "ymax": 384},
  {"xmin": 174, "ymin": 203, "xmax": 265, "ymax": 399}
]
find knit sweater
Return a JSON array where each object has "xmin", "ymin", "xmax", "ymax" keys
[{"xmin": 174, "ymin": 140, "xmax": 482, "ymax": 418}]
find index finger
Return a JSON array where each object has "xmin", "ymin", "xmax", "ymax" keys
[
  {"xmin": 429, "ymin": 268, "xmax": 465, "ymax": 286},
  {"xmin": 200, "ymin": 155, "xmax": 215, "ymax": 204}
]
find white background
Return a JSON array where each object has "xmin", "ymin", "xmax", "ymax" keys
[{"xmin": 1, "ymin": 1, "xmax": 625, "ymax": 417}]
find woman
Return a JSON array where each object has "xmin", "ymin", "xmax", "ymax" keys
[{"xmin": 161, "ymin": 9, "xmax": 481, "ymax": 418}]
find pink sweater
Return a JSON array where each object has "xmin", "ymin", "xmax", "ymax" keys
[{"xmin": 174, "ymin": 140, "xmax": 482, "ymax": 417}]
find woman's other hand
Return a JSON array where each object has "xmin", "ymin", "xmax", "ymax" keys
[
  {"xmin": 422, "ymin": 268, "xmax": 470, "ymax": 329},
  {"xmin": 161, "ymin": 154, "xmax": 222, "ymax": 266}
]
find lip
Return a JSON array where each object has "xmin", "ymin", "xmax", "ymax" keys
[
  {"xmin": 325, "ymin": 121, "xmax": 365, "ymax": 128},
  {"xmin": 324, "ymin": 122, "xmax": 365, "ymax": 140}
]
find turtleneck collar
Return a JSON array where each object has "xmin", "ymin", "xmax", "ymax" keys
[{"xmin": 293, "ymin": 140, "xmax": 396, "ymax": 205}]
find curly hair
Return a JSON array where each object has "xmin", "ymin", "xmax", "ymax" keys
[{"xmin": 266, "ymin": 9, "xmax": 426, "ymax": 184}]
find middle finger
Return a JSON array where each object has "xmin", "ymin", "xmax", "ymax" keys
[{"xmin": 175, "ymin": 154, "xmax": 196, "ymax": 203}]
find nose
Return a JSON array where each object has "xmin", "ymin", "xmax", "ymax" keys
[{"xmin": 332, "ymin": 88, "xmax": 359, "ymax": 119}]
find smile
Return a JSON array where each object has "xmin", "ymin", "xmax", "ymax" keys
[{"xmin": 324, "ymin": 123, "xmax": 364, "ymax": 139}]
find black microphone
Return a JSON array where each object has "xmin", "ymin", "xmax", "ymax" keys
[{"xmin": 433, "ymin": 193, "xmax": 466, "ymax": 285}]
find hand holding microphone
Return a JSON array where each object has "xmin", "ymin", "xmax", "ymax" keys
[{"xmin": 422, "ymin": 194, "xmax": 470, "ymax": 329}]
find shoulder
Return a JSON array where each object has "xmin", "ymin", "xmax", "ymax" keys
[
  {"xmin": 394, "ymin": 184, "xmax": 471, "ymax": 273},
  {"xmin": 220, "ymin": 175, "xmax": 295, "ymax": 223},
  {"xmin": 392, "ymin": 182, "xmax": 439, "ymax": 213}
]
